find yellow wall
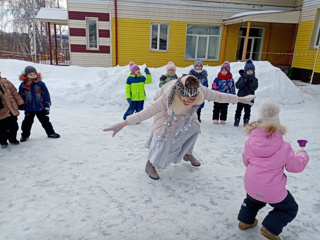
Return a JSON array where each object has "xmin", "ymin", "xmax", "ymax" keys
[
  {"xmin": 111, "ymin": 18, "xmax": 227, "ymax": 68},
  {"xmin": 224, "ymin": 24, "xmax": 239, "ymax": 62},
  {"xmin": 222, "ymin": 23, "xmax": 296, "ymax": 64},
  {"xmin": 265, "ymin": 24, "xmax": 297, "ymax": 65},
  {"xmin": 292, "ymin": 21, "xmax": 320, "ymax": 71}
]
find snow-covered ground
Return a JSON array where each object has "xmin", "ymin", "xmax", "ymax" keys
[{"xmin": 0, "ymin": 59, "xmax": 319, "ymax": 240}]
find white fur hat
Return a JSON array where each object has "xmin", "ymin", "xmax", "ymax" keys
[{"xmin": 257, "ymin": 100, "xmax": 280, "ymax": 124}]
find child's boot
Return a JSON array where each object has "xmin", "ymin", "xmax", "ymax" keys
[
  {"xmin": 48, "ymin": 133, "xmax": 60, "ymax": 138},
  {"xmin": 9, "ymin": 140, "xmax": 20, "ymax": 145},
  {"xmin": 260, "ymin": 227, "xmax": 281, "ymax": 240},
  {"xmin": 238, "ymin": 218, "xmax": 258, "ymax": 230},
  {"xmin": 20, "ymin": 136, "xmax": 29, "ymax": 142},
  {"xmin": 234, "ymin": 118, "xmax": 240, "ymax": 127},
  {"xmin": 145, "ymin": 160, "xmax": 160, "ymax": 180},
  {"xmin": 183, "ymin": 154, "xmax": 201, "ymax": 167},
  {"xmin": 1, "ymin": 142, "xmax": 8, "ymax": 148},
  {"xmin": 197, "ymin": 109, "xmax": 201, "ymax": 122},
  {"xmin": 244, "ymin": 119, "xmax": 249, "ymax": 126}
]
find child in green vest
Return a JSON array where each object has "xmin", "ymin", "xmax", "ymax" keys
[{"xmin": 159, "ymin": 61, "xmax": 178, "ymax": 88}]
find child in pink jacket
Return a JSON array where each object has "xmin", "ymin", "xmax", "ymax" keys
[{"xmin": 237, "ymin": 100, "xmax": 309, "ymax": 240}]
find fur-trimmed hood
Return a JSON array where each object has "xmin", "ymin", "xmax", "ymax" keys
[
  {"xmin": 244, "ymin": 122, "xmax": 286, "ymax": 136},
  {"xmin": 19, "ymin": 73, "xmax": 42, "ymax": 82},
  {"xmin": 244, "ymin": 122, "xmax": 287, "ymax": 158}
]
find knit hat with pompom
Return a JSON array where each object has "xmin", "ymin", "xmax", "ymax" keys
[
  {"xmin": 220, "ymin": 61, "xmax": 231, "ymax": 74},
  {"xmin": 129, "ymin": 62, "xmax": 140, "ymax": 74},
  {"xmin": 244, "ymin": 59, "xmax": 255, "ymax": 73},
  {"xmin": 257, "ymin": 100, "xmax": 280, "ymax": 124},
  {"xmin": 166, "ymin": 61, "xmax": 176, "ymax": 74}
]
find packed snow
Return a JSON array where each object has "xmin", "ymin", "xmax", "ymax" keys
[{"xmin": 0, "ymin": 59, "xmax": 319, "ymax": 240}]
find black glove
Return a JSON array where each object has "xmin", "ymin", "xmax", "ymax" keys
[
  {"xmin": 18, "ymin": 104, "xmax": 25, "ymax": 110},
  {"xmin": 160, "ymin": 75, "xmax": 167, "ymax": 81},
  {"xmin": 45, "ymin": 107, "xmax": 50, "ymax": 115}
]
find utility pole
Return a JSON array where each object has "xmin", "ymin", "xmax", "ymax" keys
[{"xmin": 32, "ymin": 0, "xmax": 37, "ymax": 62}]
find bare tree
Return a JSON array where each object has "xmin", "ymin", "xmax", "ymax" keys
[{"xmin": 0, "ymin": 0, "xmax": 66, "ymax": 59}]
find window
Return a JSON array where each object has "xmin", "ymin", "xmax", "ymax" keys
[
  {"xmin": 315, "ymin": 19, "xmax": 320, "ymax": 48},
  {"xmin": 150, "ymin": 23, "xmax": 169, "ymax": 51},
  {"xmin": 185, "ymin": 25, "xmax": 221, "ymax": 60},
  {"xmin": 310, "ymin": 9, "xmax": 320, "ymax": 49},
  {"xmin": 86, "ymin": 18, "xmax": 99, "ymax": 49},
  {"xmin": 236, "ymin": 27, "xmax": 263, "ymax": 61}
]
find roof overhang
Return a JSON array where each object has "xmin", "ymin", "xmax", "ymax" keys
[
  {"xmin": 36, "ymin": 8, "xmax": 68, "ymax": 25},
  {"xmin": 223, "ymin": 10, "xmax": 301, "ymax": 25}
]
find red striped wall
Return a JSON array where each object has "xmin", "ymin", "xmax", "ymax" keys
[
  {"xmin": 68, "ymin": 11, "xmax": 109, "ymax": 21},
  {"xmin": 68, "ymin": 10, "xmax": 111, "ymax": 57},
  {"xmin": 69, "ymin": 28, "xmax": 110, "ymax": 38},
  {"xmin": 70, "ymin": 44, "xmax": 110, "ymax": 54}
]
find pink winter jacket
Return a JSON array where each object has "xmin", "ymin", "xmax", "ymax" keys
[{"xmin": 242, "ymin": 123, "xmax": 309, "ymax": 203}]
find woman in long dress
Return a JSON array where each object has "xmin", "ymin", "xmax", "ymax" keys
[{"xmin": 104, "ymin": 75, "xmax": 255, "ymax": 180}]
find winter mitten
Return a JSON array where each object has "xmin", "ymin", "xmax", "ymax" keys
[
  {"xmin": 18, "ymin": 104, "xmax": 25, "ymax": 110},
  {"xmin": 144, "ymin": 67, "xmax": 150, "ymax": 75},
  {"xmin": 45, "ymin": 107, "xmax": 50, "ymax": 115},
  {"xmin": 103, "ymin": 122, "xmax": 126, "ymax": 137},
  {"xmin": 127, "ymin": 98, "xmax": 131, "ymax": 104},
  {"xmin": 160, "ymin": 75, "xmax": 166, "ymax": 81},
  {"xmin": 239, "ymin": 95, "xmax": 255, "ymax": 106}
]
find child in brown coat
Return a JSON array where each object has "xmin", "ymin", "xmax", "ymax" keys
[{"xmin": 0, "ymin": 73, "xmax": 25, "ymax": 148}]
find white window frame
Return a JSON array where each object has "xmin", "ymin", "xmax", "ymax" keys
[
  {"xmin": 314, "ymin": 18, "xmax": 320, "ymax": 48},
  {"xmin": 86, "ymin": 17, "xmax": 99, "ymax": 50},
  {"xmin": 185, "ymin": 24, "xmax": 221, "ymax": 61},
  {"xmin": 236, "ymin": 27, "xmax": 264, "ymax": 61},
  {"xmin": 150, "ymin": 22, "xmax": 169, "ymax": 52}
]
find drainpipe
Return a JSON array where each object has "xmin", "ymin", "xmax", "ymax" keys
[
  {"xmin": 310, "ymin": 43, "xmax": 320, "ymax": 84},
  {"xmin": 242, "ymin": 21, "xmax": 251, "ymax": 62},
  {"xmin": 115, "ymin": 0, "xmax": 118, "ymax": 66}
]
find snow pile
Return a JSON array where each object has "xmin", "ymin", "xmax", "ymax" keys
[
  {"xmin": 0, "ymin": 59, "xmax": 303, "ymax": 109},
  {"xmin": 0, "ymin": 59, "xmax": 318, "ymax": 240}
]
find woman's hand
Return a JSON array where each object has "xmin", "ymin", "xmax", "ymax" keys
[
  {"xmin": 239, "ymin": 95, "xmax": 256, "ymax": 106},
  {"xmin": 103, "ymin": 121, "xmax": 127, "ymax": 137}
]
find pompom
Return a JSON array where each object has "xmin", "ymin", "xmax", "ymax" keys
[{"xmin": 257, "ymin": 100, "xmax": 280, "ymax": 124}]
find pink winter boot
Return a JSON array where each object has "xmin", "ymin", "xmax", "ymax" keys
[
  {"xmin": 183, "ymin": 154, "xmax": 201, "ymax": 167},
  {"xmin": 145, "ymin": 160, "xmax": 160, "ymax": 180}
]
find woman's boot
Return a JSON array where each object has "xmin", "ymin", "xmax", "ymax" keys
[
  {"xmin": 183, "ymin": 154, "xmax": 201, "ymax": 167},
  {"xmin": 145, "ymin": 160, "xmax": 160, "ymax": 180}
]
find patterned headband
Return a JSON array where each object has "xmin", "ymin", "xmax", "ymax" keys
[{"xmin": 175, "ymin": 78, "xmax": 200, "ymax": 98}]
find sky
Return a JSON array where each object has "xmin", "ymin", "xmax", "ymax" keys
[
  {"xmin": 0, "ymin": 0, "xmax": 67, "ymax": 32},
  {"xmin": 0, "ymin": 59, "xmax": 319, "ymax": 240}
]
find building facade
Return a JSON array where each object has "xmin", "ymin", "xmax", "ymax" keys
[
  {"xmin": 292, "ymin": 0, "xmax": 320, "ymax": 84},
  {"xmin": 65, "ymin": 0, "xmax": 320, "ymax": 84}
]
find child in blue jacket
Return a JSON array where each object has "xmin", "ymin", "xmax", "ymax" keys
[
  {"xmin": 212, "ymin": 61, "xmax": 236, "ymax": 124},
  {"xmin": 189, "ymin": 59, "xmax": 208, "ymax": 122},
  {"xmin": 19, "ymin": 66, "xmax": 60, "ymax": 142},
  {"xmin": 234, "ymin": 60, "xmax": 258, "ymax": 127}
]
